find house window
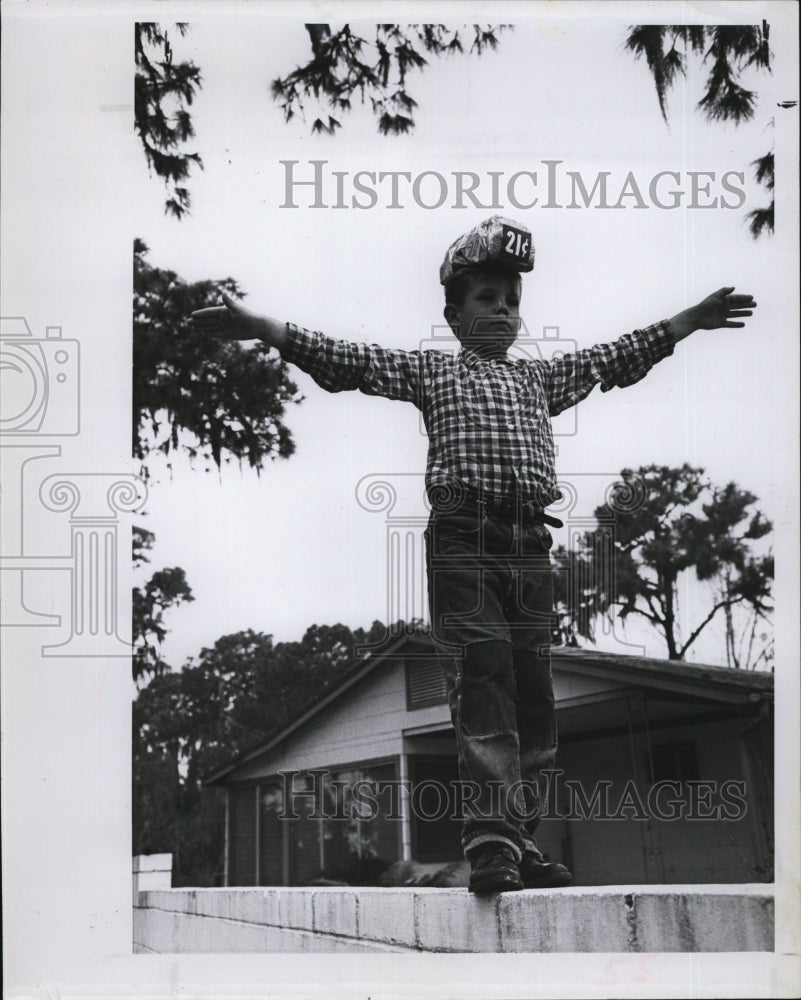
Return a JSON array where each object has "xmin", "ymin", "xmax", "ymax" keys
[
  {"xmin": 409, "ymin": 756, "xmax": 462, "ymax": 863},
  {"xmin": 229, "ymin": 760, "xmax": 401, "ymax": 886},
  {"xmin": 406, "ymin": 658, "xmax": 449, "ymax": 709},
  {"xmin": 647, "ymin": 741, "xmax": 700, "ymax": 784},
  {"xmin": 318, "ymin": 764, "xmax": 399, "ymax": 884}
]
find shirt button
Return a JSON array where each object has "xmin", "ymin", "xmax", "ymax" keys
[{"xmin": 507, "ymin": 420, "xmax": 516, "ymax": 429}]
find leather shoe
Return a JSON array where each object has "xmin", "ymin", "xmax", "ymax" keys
[
  {"xmin": 519, "ymin": 851, "xmax": 573, "ymax": 889},
  {"xmin": 468, "ymin": 844, "xmax": 523, "ymax": 894}
]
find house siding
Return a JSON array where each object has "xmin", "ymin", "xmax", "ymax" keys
[{"xmin": 232, "ymin": 658, "xmax": 415, "ymax": 780}]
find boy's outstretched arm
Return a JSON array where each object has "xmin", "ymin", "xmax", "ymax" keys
[
  {"xmin": 191, "ymin": 292, "xmax": 425, "ymax": 403},
  {"xmin": 668, "ymin": 287, "xmax": 757, "ymax": 343},
  {"xmin": 191, "ymin": 292, "xmax": 287, "ymax": 350},
  {"xmin": 544, "ymin": 285, "xmax": 758, "ymax": 416}
]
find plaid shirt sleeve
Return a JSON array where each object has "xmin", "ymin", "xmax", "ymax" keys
[
  {"xmin": 279, "ymin": 322, "xmax": 424, "ymax": 405},
  {"xmin": 544, "ymin": 320, "xmax": 676, "ymax": 416}
]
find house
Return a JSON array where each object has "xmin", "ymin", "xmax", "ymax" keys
[{"xmin": 205, "ymin": 632, "xmax": 774, "ymax": 887}]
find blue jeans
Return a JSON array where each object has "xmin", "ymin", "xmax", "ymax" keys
[{"xmin": 424, "ymin": 505, "xmax": 557, "ymax": 861}]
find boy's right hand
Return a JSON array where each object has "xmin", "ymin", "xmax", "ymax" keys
[{"xmin": 191, "ymin": 291, "xmax": 265, "ymax": 340}]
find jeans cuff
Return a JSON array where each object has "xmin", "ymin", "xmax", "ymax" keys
[
  {"xmin": 463, "ymin": 833, "xmax": 522, "ymax": 863},
  {"xmin": 521, "ymin": 838, "xmax": 542, "ymax": 858}
]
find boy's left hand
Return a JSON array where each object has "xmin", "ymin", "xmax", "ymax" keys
[
  {"xmin": 692, "ymin": 286, "xmax": 757, "ymax": 330},
  {"xmin": 669, "ymin": 286, "xmax": 757, "ymax": 342}
]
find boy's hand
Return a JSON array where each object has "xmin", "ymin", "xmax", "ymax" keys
[
  {"xmin": 191, "ymin": 291, "xmax": 265, "ymax": 340},
  {"xmin": 669, "ymin": 287, "xmax": 757, "ymax": 342},
  {"xmin": 191, "ymin": 292, "xmax": 288, "ymax": 349}
]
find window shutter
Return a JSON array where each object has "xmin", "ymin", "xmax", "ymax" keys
[{"xmin": 406, "ymin": 658, "xmax": 448, "ymax": 709}]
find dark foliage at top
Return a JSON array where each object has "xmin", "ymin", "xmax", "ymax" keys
[
  {"xmin": 135, "ymin": 23, "xmax": 203, "ymax": 219},
  {"xmin": 625, "ymin": 23, "xmax": 775, "ymax": 237},
  {"xmin": 271, "ymin": 23, "xmax": 510, "ymax": 136}
]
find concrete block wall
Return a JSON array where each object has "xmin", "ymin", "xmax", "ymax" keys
[
  {"xmin": 133, "ymin": 882, "xmax": 774, "ymax": 954},
  {"xmin": 132, "ymin": 853, "xmax": 173, "ymax": 902}
]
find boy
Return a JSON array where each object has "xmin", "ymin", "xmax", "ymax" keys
[{"xmin": 192, "ymin": 215, "xmax": 756, "ymax": 894}]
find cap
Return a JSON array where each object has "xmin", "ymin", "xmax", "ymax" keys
[{"xmin": 439, "ymin": 215, "xmax": 535, "ymax": 286}]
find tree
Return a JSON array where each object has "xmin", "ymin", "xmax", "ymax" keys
[
  {"xmin": 131, "ymin": 235, "xmax": 303, "ymax": 869},
  {"xmin": 271, "ymin": 23, "xmax": 510, "ymax": 135},
  {"xmin": 132, "ymin": 619, "xmax": 404, "ymax": 885},
  {"xmin": 133, "ymin": 239, "xmax": 301, "ymax": 478},
  {"xmin": 625, "ymin": 24, "xmax": 776, "ymax": 236},
  {"xmin": 552, "ymin": 465, "xmax": 773, "ymax": 666},
  {"xmin": 135, "ymin": 23, "xmax": 203, "ymax": 219},
  {"xmin": 132, "ymin": 525, "xmax": 194, "ymax": 682},
  {"xmin": 135, "ymin": 22, "xmax": 509, "ymax": 215}
]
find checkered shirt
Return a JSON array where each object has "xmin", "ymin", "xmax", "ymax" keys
[{"xmin": 280, "ymin": 321, "xmax": 675, "ymax": 505}]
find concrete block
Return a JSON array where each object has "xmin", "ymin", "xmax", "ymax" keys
[
  {"xmin": 632, "ymin": 892, "xmax": 694, "ymax": 951},
  {"xmin": 315, "ymin": 933, "xmax": 408, "ymax": 953},
  {"xmin": 277, "ymin": 887, "xmax": 315, "ymax": 929},
  {"xmin": 173, "ymin": 912, "xmax": 273, "ymax": 953},
  {"xmin": 171, "ymin": 912, "xmax": 213, "ymax": 953},
  {"xmin": 190, "ymin": 887, "xmax": 236, "ymax": 921},
  {"xmin": 237, "ymin": 888, "xmax": 283, "ymax": 927},
  {"xmin": 132, "ymin": 907, "xmax": 151, "ymax": 952},
  {"xmin": 265, "ymin": 927, "xmax": 311, "ymax": 952},
  {"xmin": 273, "ymin": 927, "xmax": 408, "ymax": 953},
  {"xmin": 133, "ymin": 855, "xmax": 174, "ymax": 901},
  {"xmin": 414, "ymin": 888, "xmax": 501, "ymax": 952},
  {"xmin": 134, "ymin": 871, "xmax": 173, "ymax": 893},
  {"xmin": 687, "ymin": 891, "xmax": 773, "ymax": 952},
  {"xmin": 132, "ymin": 941, "xmax": 160, "ymax": 954},
  {"xmin": 499, "ymin": 888, "xmax": 631, "ymax": 952},
  {"xmin": 133, "ymin": 853, "xmax": 172, "ymax": 874},
  {"xmin": 633, "ymin": 889, "xmax": 774, "ymax": 952},
  {"xmin": 132, "ymin": 883, "xmax": 776, "ymax": 955},
  {"xmin": 313, "ymin": 887, "xmax": 358, "ymax": 937},
  {"xmin": 133, "ymin": 906, "xmax": 180, "ymax": 953},
  {"xmin": 358, "ymin": 887, "xmax": 417, "ymax": 947},
  {"xmin": 139, "ymin": 889, "xmax": 196, "ymax": 914},
  {"xmin": 191, "ymin": 887, "xmax": 281, "ymax": 926}
]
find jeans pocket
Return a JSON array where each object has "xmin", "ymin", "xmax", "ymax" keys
[{"xmin": 435, "ymin": 512, "xmax": 484, "ymax": 549}]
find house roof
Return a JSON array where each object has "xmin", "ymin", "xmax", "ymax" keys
[
  {"xmin": 204, "ymin": 635, "xmax": 773, "ymax": 785},
  {"xmin": 551, "ymin": 646, "xmax": 774, "ymax": 699}
]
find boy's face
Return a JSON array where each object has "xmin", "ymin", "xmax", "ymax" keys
[{"xmin": 445, "ymin": 270, "xmax": 522, "ymax": 356}]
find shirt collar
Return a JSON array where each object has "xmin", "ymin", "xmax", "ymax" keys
[{"xmin": 460, "ymin": 344, "xmax": 514, "ymax": 365}]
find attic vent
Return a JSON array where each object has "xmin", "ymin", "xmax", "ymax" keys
[{"xmin": 406, "ymin": 658, "xmax": 448, "ymax": 709}]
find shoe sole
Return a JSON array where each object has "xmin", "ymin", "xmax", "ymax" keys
[
  {"xmin": 469, "ymin": 873, "xmax": 524, "ymax": 894},
  {"xmin": 523, "ymin": 873, "xmax": 574, "ymax": 889}
]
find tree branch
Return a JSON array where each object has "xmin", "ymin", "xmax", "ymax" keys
[{"xmin": 679, "ymin": 594, "xmax": 747, "ymax": 658}]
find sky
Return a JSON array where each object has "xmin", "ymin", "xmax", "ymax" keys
[{"xmin": 127, "ymin": 12, "xmax": 798, "ymax": 669}]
